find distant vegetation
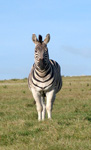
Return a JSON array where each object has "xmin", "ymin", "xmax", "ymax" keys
[
  {"xmin": 0, "ymin": 76, "xmax": 91, "ymax": 150},
  {"xmin": 0, "ymin": 78, "xmax": 28, "ymax": 84}
]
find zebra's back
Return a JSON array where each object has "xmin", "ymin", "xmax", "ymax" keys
[{"xmin": 50, "ymin": 59, "xmax": 62, "ymax": 93}]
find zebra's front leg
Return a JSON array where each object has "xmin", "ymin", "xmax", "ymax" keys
[
  {"xmin": 31, "ymin": 89, "xmax": 42, "ymax": 121},
  {"xmin": 41, "ymin": 97, "xmax": 46, "ymax": 120},
  {"xmin": 46, "ymin": 90, "xmax": 55, "ymax": 119}
]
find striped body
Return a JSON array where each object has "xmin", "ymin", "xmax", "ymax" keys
[
  {"xmin": 28, "ymin": 34, "xmax": 62, "ymax": 121},
  {"xmin": 28, "ymin": 59, "xmax": 62, "ymax": 93}
]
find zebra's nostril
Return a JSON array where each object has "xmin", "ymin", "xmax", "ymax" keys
[{"xmin": 39, "ymin": 58, "xmax": 44, "ymax": 62}]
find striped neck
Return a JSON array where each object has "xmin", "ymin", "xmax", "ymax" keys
[
  {"xmin": 34, "ymin": 61, "xmax": 50, "ymax": 72},
  {"xmin": 34, "ymin": 62, "xmax": 52, "ymax": 77}
]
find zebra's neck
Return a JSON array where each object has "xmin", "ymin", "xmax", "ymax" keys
[
  {"xmin": 32, "ymin": 62, "xmax": 55, "ymax": 90},
  {"xmin": 34, "ymin": 62, "xmax": 51, "ymax": 77}
]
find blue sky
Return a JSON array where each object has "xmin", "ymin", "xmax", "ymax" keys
[{"xmin": 0, "ymin": 0, "xmax": 91, "ymax": 79}]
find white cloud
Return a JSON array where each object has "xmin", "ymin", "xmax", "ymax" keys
[{"xmin": 61, "ymin": 45, "xmax": 91, "ymax": 58}]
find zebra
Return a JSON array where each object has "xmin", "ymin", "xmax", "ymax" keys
[{"xmin": 28, "ymin": 34, "xmax": 62, "ymax": 121}]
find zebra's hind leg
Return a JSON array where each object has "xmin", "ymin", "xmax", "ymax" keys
[
  {"xmin": 46, "ymin": 90, "xmax": 55, "ymax": 119},
  {"xmin": 41, "ymin": 96, "xmax": 46, "ymax": 120}
]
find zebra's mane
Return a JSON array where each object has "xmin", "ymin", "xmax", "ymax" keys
[{"xmin": 38, "ymin": 35, "xmax": 42, "ymax": 43}]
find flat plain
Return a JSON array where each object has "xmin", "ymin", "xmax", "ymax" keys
[{"xmin": 0, "ymin": 76, "xmax": 91, "ymax": 150}]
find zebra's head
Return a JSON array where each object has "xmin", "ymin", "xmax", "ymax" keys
[{"xmin": 32, "ymin": 34, "xmax": 50, "ymax": 71}]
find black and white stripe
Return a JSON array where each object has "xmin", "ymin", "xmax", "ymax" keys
[{"xmin": 28, "ymin": 34, "xmax": 62, "ymax": 121}]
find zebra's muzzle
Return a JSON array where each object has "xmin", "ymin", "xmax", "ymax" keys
[{"xmin": 38, "ymin": 59, "xmax": 45, "ymax": 70}]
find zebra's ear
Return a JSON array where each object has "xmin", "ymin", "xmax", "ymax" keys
[
  {"xmin": 32, "ymin": 34, "xmax": 38, "ymax": 44},
  {"xmin": 44, "ymin": 34, "xmax": 50, "ymax": 44}
]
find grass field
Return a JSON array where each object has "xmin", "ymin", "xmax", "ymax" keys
[{"xmin": 0, "ymin": 76, "xmax": 91, "ymax": 150}]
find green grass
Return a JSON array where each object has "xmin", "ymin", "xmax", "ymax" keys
[{"xmin": 0, "ymin": 76, "xmax": 91, "ymax": 150}]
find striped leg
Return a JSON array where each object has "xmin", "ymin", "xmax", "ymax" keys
[
  {"xmin": 46, "ymin": 90, "xmax": 55, "ymax": 119},
  {"xmin": 31, "ymin": 88, "xmax": 42, "ymax": 121},
  {"xmin": 41, "ymin": 97, "xmax": 46, "ymax": 120}
]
